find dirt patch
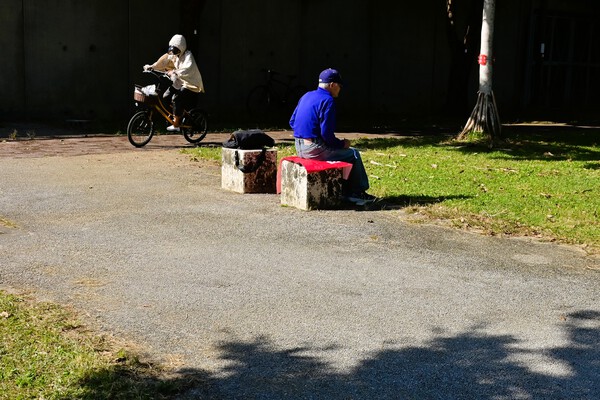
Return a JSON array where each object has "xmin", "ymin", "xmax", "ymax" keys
[
  {"xmin": 0, "ymin": 129, "xmax": 398, "ymax": 159},
  {"xmin": 0, "ymin": 132, "xmax": 286, "ymax": 158}
]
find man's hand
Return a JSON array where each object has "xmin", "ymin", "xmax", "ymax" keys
[{"xmin": 343, "ymin": 138, "xmax": 351, "ymax": 149}]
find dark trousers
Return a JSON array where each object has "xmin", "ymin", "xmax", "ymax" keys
[{"xmin": 165, "ymin": 87, "xmax": 198, "ymax": 117}]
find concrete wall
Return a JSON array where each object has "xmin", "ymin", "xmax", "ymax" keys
[
  {"xmin": 201, "ymin": 0, "xmax": 305, "ymax": 114},
  {"xmin": 23, "ymin": 0, "xmax": 129, "ymax": 120},
  {"xmin": 367, "ymin": 2, "xmax": 449, "ymax": 116},
  {"xmin": 1, "ymin": 0, "xmax": 456, "ymax": 123},
  {"xmin": 0, "ymin": 0, "xmax": 26, "ymax": 118},
  {"xmin": 0, "ymin": 0, "xmax": 179, "ymax": 122},
  {"xmin": 1, "ymin": 0, "xmax": 598, "ymax": 125},
  {"xmin": 198, "ymin": 0, "xmax": 453, "ymax": 121}
]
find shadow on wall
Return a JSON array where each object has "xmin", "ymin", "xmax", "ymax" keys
[{"xmin": 68, "ymin": 310, "xmax": 600, "ymax": 399}]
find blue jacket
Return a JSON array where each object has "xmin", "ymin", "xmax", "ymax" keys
[{"xmin": 289, "ymin": 88, "xmax": 345, "ymax": 149}]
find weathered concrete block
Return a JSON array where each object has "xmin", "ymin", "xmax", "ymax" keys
[
  {"xmin": 221, "ymin": 147, "xmax": 277, "ymax": 193},
  {"xmin": 280, "ymin": 159, "xmax": 346, "ymax": 210}
]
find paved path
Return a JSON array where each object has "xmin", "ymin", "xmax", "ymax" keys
[{"xmin": 1, "ymin": 134, "xmax": 599, "ymax": 399}]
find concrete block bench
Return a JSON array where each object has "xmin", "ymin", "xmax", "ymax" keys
[
  {"xmin": 221, "ymin": 147, "xmax": 277, "ymax": 193},
  {"xmin": 277, "ymin": 156, "xmax": 352, "ymax": 210}
]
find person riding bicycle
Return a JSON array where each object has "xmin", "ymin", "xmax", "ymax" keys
[{"xmin": 144, "ymin": 34, "xmax": 205, "ymax": 132}]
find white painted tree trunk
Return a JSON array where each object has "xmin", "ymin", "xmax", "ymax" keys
[
  {"xmin": 459, "ymin": 0, "xmax": 501, "ymax": 144},
  {"xmin": 479, "ymin": 0, "xmax": 494, "ymax": 94}
]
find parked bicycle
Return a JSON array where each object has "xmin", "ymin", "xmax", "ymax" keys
[
  {"xmin": 127, "ymin": 69, "xmax": 208, "ymax": 148},
  {"xmin": 246, "ymin": 69, "xmax": 306, "ymax": 117}
]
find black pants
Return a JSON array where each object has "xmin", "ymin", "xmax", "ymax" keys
[{"xmin": 165, "ymin": 86, "xmax": 198, "ymax": 117}]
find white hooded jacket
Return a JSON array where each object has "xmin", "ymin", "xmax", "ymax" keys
[{"xmin": 150, "ymin": 34, "xmax": 205, "ymax": 93}]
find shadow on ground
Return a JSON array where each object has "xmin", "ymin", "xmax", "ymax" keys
[
  {"xmin": 65, "ymin": 310, "xmax": 600, "ymax": 399},
  {"xmin": 368, "ymin": 194, "xmax": 472, "ymax": 211},
  {"xmin": 346, "ymin": 123, "xmax": 600, "ymax": 162}
]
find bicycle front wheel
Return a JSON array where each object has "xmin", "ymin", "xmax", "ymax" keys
[
  {"xmin": 182, "ymin": 108, "xmax": 208, "ymax": 144},
  {"xmin": 127, "ymin": 111, "xmax": 154, "ymax": 148},
  {"xmin": 246, "ymin": 85, "xmax": 271, "ymax": 116}
]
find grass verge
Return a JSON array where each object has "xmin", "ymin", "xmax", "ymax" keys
[
  {"xmin": 0, "ymin": 291, "xmax": 201, "ymax": 399},
  {"xmin": 183, "ymin": 126, "xmax": 599, "ymax": 252}
]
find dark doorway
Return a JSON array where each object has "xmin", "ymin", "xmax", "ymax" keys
[{"xmin": 525, "ymin": 9, "xmax": 600, "ymax": 119}]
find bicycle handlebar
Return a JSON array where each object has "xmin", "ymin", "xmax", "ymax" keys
[
  {"xmin": 144, "ymin": 69, "xmax": 170, "ymax": 79},
  {"xmin": 259, "ymin": 68, "xmax": 299, "ymax": 82}
]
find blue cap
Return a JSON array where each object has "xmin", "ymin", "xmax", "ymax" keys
[{"xmin": 319, "ymin": 68, "xmax": 343, "ymax": 85}]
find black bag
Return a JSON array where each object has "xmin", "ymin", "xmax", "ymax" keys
[
  {"xmin": 223, "ymin": 129, "xmax": 275, "ymax": 173},
  {"xmin": 222, "ymin": 129, "xmax": 275, "ymax": 150}
]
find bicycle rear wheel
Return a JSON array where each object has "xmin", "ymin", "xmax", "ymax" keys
[
  {"xmin": 127, "ymin": 110, "xmax": 154, "ymax": 147},
  {"xmin": 286, "ymin": 85, "xmax": 307, "ymax": 110},
  {"xmin": 182, "ymin": 108, "xmax": 208, "ymax": 144},
  {"xmin": 246, "ymin": 85, "xmax": 271, "ymax": 116}
]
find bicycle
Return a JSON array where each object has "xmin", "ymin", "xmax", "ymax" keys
[
  {"xmin": 246, "ymin": 69, "xmax": 306, "ymax": 117},
  {"xmin": 127, "ymin": 69, "xmax": 208, "ymax": 148}
]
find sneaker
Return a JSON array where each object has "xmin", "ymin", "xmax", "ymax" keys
[
  {"xmin": 359, "ymin": 192, "xmax": 378, "ymax": 202},
  {"xmin": 166, "ymin": 125, "xmax": 180, "ymax": 132},
  {"xmin": 345, "ymin": 191, "xmax": 377, "ymax": 206}
]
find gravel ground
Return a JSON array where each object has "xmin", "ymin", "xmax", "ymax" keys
[{"xmin": 1, "ymin": 133, "xmax": 599, "ymax": 399}]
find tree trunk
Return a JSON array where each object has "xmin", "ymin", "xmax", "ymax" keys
[{"xmin": 458, "ymin": 0, "xmax": 501, "ymax": 144}]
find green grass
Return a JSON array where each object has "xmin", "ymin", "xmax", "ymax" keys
[
  {"xmin": 362, "ymin": 135, "xmax": 598, "ymax": 248},
  {"xmin": 0, "ymin": 292, "xmax": 200, "ymax": 399},
  {"xmin": 184, "ymin": 128, "xmax": 600, "ymax": 251}
]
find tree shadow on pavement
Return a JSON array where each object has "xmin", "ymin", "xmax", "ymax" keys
[
  {"xmin": 65, "ymin": 310, "xmax": 599, "ymax": 399},
  {"xmin": 200, "ymin": 311, "xmax": 599, "ymax": 399}
]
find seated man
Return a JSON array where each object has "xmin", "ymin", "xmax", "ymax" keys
[{"xmin": 289, "ymin": 68, "xmax": 376, "ymax": 205}]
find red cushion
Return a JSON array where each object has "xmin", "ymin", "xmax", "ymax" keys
[{"xmin": 277, "ymin": 156, "xmax": 353, "ymax": 193}]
